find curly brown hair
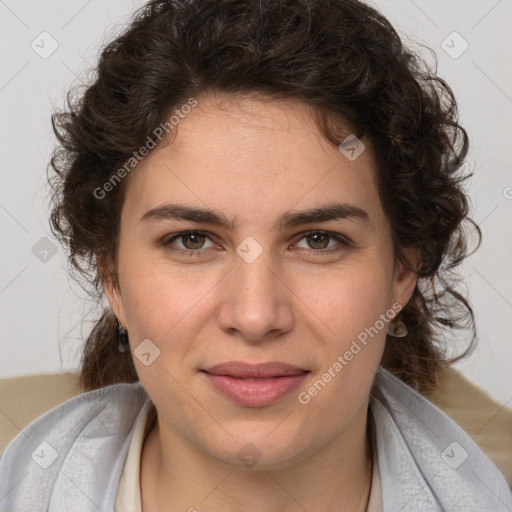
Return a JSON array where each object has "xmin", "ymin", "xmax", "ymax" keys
[{"xmin": 48, "ymin": 0, "xmax": 481, "ymax": 397}]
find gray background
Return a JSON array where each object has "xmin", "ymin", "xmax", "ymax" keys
[{"xmin": 1, "ymin": 0, "xmax": 511, "ymax": 411}]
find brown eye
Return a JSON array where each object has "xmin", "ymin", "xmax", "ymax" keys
[
  {"xmin": 295, "ymin": 231, "xmax": 350, "ymax": 253},
  {"xmin": 162, "ymin": 231, "xmax": 216, "ymax": 253},
  {"xmin": 305, "ymin": 232, "xmax": 330, "ymax": 249},
  {"xmin": 179, "ymin": 233, "xmax": 206, "ymax": 250}
]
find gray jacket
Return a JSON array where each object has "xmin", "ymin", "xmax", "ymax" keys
[{"xmin": 1, "ymin": 366, "xmax": 511, "ymax": 511}]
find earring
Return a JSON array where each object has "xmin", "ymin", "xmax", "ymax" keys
[
  {"xmin": 387, "ymin": 319, "xmax": 408, "ymax": 337},
  {"xmin": 116, "ymin": 319, "xmax": 130, "ymax": 353}
]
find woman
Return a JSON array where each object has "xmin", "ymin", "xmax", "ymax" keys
[{"xmin": 1, "ymin": 0, "xmax": 510, "ymax": 510}]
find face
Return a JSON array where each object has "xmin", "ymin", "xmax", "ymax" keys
[{"xmin": 105, "ymin": 92, "xmax": 418, "ymax": 469}]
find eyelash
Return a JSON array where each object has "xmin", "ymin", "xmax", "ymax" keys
[{"xmin": 160, "ymin": 230, "xmax": 351, "ymax": 257}]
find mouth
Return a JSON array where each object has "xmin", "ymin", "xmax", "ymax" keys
[
  {"xmin": 201, "ymin": 361, "xmax": 309, "ymax": 378},
  {"xmin": 201, "ymin": 361, "xmax": 310, "ymax": 407}
]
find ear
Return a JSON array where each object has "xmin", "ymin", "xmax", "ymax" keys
[
  {"xmin": 391, "ymin": 247, "xmax": 420, "ymax": 312},
  {"xmin": 99, "ymin": 257, "xmax": 126, "ymax": 326}
]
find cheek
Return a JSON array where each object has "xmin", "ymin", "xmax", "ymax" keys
[
  {"xmin": 297, "ymin": 259, "xmax": 392, "ymax": 342},
  {"xmin": 118, "ymin": 255, "xmax": 223, "ymax": 356},
  {"xmin": 298, "ymin": 261, "xmax": 391, "ymax": 393}
]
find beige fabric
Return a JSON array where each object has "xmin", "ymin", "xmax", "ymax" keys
[
  {"xmin": 429, "ymin": 365, "xmax": 512, "ymax": 486},
  {"xmin": 0, "ymin": 372, "xmax": 83, "ymax": 455},
  {"xmin": 0, "ymin": 367, "xmax": 510, "ymax": 491}
]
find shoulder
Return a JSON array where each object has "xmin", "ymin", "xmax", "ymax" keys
[
  {"xmin": 370, "ymin": 366, "xmax": 512, "ymax": 510},
  {"xmin": 0, "ymin": 381, "xmax": 150, "ymax": 512}
]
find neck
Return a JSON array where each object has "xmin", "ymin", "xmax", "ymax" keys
[{"xmin": 140, "ymin": 404, "xmax": 374, "ymax": 512}]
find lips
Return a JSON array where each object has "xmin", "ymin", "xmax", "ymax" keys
[
  {"xmin": 201, "ymin": 361, "xmax": 310, "ymax": 407},
  {"xmin": 201, "ymin": 361, "xmax": 309, "ymax": 378}
]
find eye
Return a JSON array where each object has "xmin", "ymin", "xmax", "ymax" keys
[
  {"xmin": 293, "ymin": 231, "xmax": 350, "ymax": 254},
  {"xmin": 160, "ymin": 229, "xmax": 350, "ymax": 257},
  {"xmin": 161, "ymin": 231, "xmax": 216, "ymax": 255}
]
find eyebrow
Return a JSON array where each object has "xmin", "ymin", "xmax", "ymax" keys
[{"xmin": 140, "ymin": 202, "xmax": 372, "ymax": 230}]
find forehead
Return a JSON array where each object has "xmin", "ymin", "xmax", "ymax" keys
[{"xmin": 122, "ymin": 93, "xmax": 383, "ymax": 230}]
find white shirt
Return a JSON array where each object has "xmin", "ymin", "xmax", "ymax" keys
[{"xmin": 115, "ymin": 400, "xmax": 152, "ymax": 512}]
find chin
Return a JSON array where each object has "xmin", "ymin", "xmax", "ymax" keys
[{"xmin": 202, "ymin": 427, "xmax": 315, "ymax": 471}]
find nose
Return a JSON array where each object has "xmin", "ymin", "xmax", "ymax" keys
[{"xmin": 216, "ymin": 246, "xmax": 294, "ymax": 343}]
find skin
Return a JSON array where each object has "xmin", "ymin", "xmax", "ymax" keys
[{"xmin": 104, "ymin": 92, "xmax": 419, "ymax": 511}]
